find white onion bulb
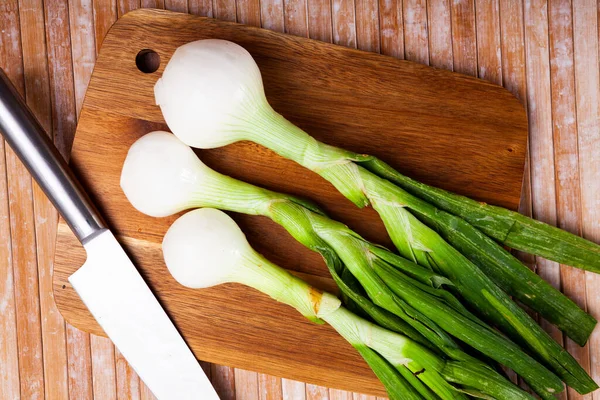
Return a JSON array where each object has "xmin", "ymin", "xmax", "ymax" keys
[
  {"xmin": 161, "ymin": 208, "xmax": 341, "ymax": 321},
  {"xmin": 162, "ymin": 208, "xmax": 252, "ymax": 288},
  {"xmin": 154, "ymin": 39, "xmax": 268, "ymax": 148},
  {"xmin": 120, "ymin": 131, "xmax": 218, "ymax": 217}
]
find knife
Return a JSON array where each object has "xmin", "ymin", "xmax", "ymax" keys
[{"xmin": 0, "ymin": 69, "xmax": 219, "ymax": 400}]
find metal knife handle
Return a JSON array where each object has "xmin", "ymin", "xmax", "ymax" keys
[{"xmin": 0, "ymin": 68, "xmax": 105, "ymax": 243}]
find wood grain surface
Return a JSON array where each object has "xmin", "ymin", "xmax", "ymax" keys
[
  {"xmin": 1, "ymin": 1, "xmax": 599, "ymax": 399},
  {"xmin": 48, "ymin": 8, "xmax": 528, "ymax": 396}
]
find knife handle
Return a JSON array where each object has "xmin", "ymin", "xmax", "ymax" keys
[{"xmin": 0, "ymin": 68, "xmax": 105, "ymax": 244}]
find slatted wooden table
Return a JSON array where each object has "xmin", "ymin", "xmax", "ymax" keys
[{"xmin": 0, "ymin": 1, "xmax": 599, "ymax": 399}]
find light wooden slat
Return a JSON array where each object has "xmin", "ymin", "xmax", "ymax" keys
[
  {"xmin": 44, "ymin": 0, "xmax": 78, "ymax": 157},
  {"xmin": 307, "ymin": 383, "xmax": 329, "ymax": 399},
  {"xmin": 109, "ymin": 335, "xmax": 142, "ymax": 398},
  {"xmin": 307, "ymin": 0, "xmax": 332, "ymax": 42},
  {"xmin": 475, "ymin": 0, "xmax": 501, "ymax": 84},
  {"xmin": 427, "ymin": 0, "xmax": 452, "ymax": 69},
  {"xmin": 214, "ymin": 0, "xmax": 237, "ymax": 21},
  {"xmin": 188, "ymin": 0, "xmax": 212, "ymax": 16},
  {"xmin": 0, "ymin": 132, "xmax": 20, "ymax": 400},
  {"xmin": 378, "ymin": 0, "xmax": 403, "ymax": 58},
  {"xmin": 66, "ymin": 326, "xmax": 93, "ymax": 399},
  {"xmin": 403, "ymin": 0, "xmax": 428, "ymax": 63},
  {"xmin": 90, "ymin": 335, "xmax": 117, "ymax": 400},
  {"xmin": 4, "ymin": 139, "xmax": 43, "ymax": 400},
  {"xmin": 235, "ymin": 369, "xmax": 260, "ymax": 400},
  {"xmin": 237, "ymin": 0, "xmax": 261, "ymax": 26},
  {"xmin": 498, "ymin": 0, "xmax": 527, "ymax": 103},
  {"xmin": 329, "ymin": 389, "xmax": 352, "ymax": 400},
  {"xmin": 141, "ymin": 0, "xmax": 165, "ymax": 8},
  {"xmin": 450, "ymin": 0, "xmax": 476, "ymax": 76},
  {"xmin": 14, "ymin": 0, "xmax": 54, "ymax": 398},
  {"xmin": 282, "ymin": 379, "xmax": 306, "ymax": 400},
  {"xmin": 93, "ymin": 0, "xmax": 118, "ymax": 54},
  {"xmin": 164, "ymin": 0, "xmax": 188, "ymax": 12},
  {"xmin": 0, "ymin": 2, "xmax": 23, "ymax": 398},
  {"xmin": 548, "ymin": 2, "xmax": 591, "ymax": 399},
  {"xmin": 572, "ymin": 1, "xmax": 600, "ymax": 398},
  {"xmin": 331, "ymin": 0, "xmax": 356, "ymax": 47},
  {"xmin": 353, "ymin": 393, "xmax": 376, "ymax": 400},
  {"xmin": 69, "ymin": 0, "xmax": 97, "ymax": 116},
  {"xmin": 261, "ymin": 0, "xmax": 284, "ymax": 31},
  {"xmin": 212, "ymin": 364, "xmax": 237, "ymax": 400},
  {"xmin": 116, "ymin": 348, "xmax": 141, "ymax": 400},
  {"xmin": 140, "ymin": 384, "xmax": 158, "ymax": 400},
  {"xmin": 283, "ymin": 0, "xmax": 308, "ymax": 36},
  {"xmin": 355, "ymin": 0, "xmax": 380, "ymax": 52},
  {"xmin": 118, "ymin": 0, "xmax": 141, "ymax": 17},
  {"xmin": 259, "ymin": 374, "xmax": 283, "ymax": 400},
  {"xmin": 523, "ymin": 0, "xmax": 565, "ymax": 353},
  {"xmin": 40, "ymin": 1, "xmax": 76, "ymax": 399}
]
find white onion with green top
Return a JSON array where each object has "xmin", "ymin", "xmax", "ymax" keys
[
  {"xmin": 163, "ymin": 208, "xmax": 458, "ymax": 400},
  {"xmin": 120, "ymin": 130, "xmax": 289, "ymax": 218}
]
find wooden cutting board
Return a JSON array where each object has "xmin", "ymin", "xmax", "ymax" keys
[{"xmin": 53, "ymin": 8, "xmax": 528, "ymax": 396}]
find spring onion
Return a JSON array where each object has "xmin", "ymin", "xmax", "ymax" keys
[
  {"xmin": 153, "ymin": 39, "xmax": 597, "ymax": 394},
  {"xmin": 120, "ymin": 131, "xmax": 561, "ymax": 398},
  {"xmin": 162, "ymin": 207, "xmax": 534, "ymax": 400}
]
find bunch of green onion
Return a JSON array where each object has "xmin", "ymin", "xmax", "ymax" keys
[
  {"xmin": 161, "ymin": 207, "xmax": 536, "ymax": 400},
  {"xmin": 122, "ymin": 131, "xmax": 554, "ymax": 399},
  {"xmin": 119, "ymin": 38, "xmax": 600, "ymax": 398}
]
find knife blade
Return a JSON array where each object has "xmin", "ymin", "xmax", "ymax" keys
[{"xmin": 0, "ymin": 68, "xmax": 218, "ymax": 400}]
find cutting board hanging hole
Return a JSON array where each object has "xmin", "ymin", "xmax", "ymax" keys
[{"xmin": 136, "ymin": 49, "xmax": 160, "ymax": 73}]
